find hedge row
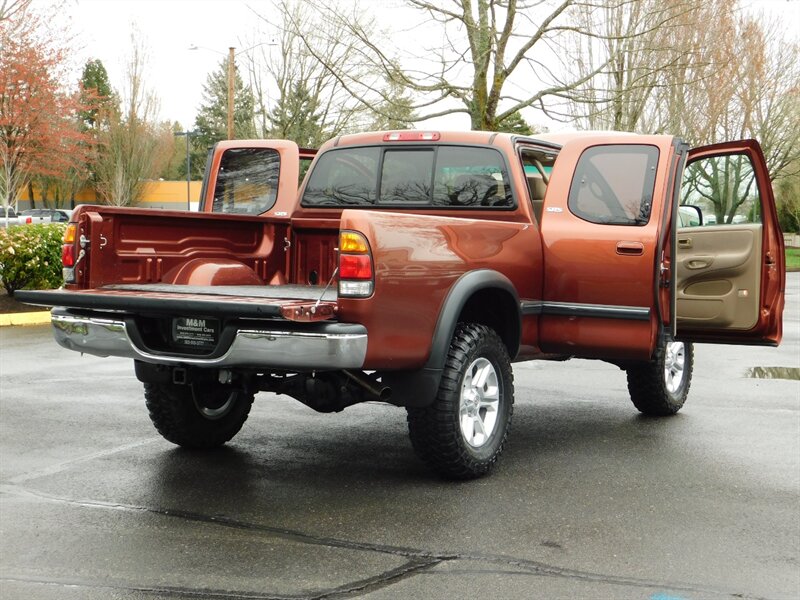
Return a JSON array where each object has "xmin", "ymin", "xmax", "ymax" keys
[{"xmin": 0, "ymin": 223, "xmax": 66, "ymax": 295}]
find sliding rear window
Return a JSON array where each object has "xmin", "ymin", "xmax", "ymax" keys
[
  {"xmin": 212, "ymin": 148, "xmax": 280, "ymax": 214},
  {"xmin": 301, "ymin": 145, "xmax": 513, "ymax": 209}
]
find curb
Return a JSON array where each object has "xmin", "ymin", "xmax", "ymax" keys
[{"xmin": 0, "ymin": 311, "xmax": 51, "ymax": 327}]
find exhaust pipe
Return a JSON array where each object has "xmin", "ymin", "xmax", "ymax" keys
[
  {"xmin": 256, "ymin": 371, "xmax": 392, "ymax": 413},
  {"xmin": 343, "ymin": 370, "xmax": 392, "ymax": 402}
]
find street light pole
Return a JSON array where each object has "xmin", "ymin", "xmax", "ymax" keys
[
  {"xmin": 174, "ymin": 131, "xmax": 193, "ymax": 210},
  {"xmin": 227, "ymin": 46, "xmax": 235, "ymax": 140}
]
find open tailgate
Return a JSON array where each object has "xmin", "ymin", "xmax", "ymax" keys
[{"xmin": 16, "ymin": 284, "xmax": 338, "ymax": 322}]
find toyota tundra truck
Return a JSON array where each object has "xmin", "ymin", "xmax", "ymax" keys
[{"xmin": 17, "ymin": 131, "xmax": 785, "ymax": 479}]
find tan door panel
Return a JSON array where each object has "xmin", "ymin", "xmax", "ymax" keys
[
  {"xmin": 675, "ymin": 140, "xmax": 784, "ymax": 345},
  {"xmin": 675, "ymin": 224, "xmax": 762, "ymax": 330}
]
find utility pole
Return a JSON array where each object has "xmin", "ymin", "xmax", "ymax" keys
[
  {"xmin": 190, "ymin": 42, "xmax": 276, "ymax": 140},
  {"xmin": 227, "ymin": 46, "xmax": 235, "ymax": 140}
]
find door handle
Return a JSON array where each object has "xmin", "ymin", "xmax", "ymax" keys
[
  {"xmin": 686, "ymin": 258, "xmax": 713, "ymax": 270},
  {"xmin": 616, "ymin": 241, "xmax": 644, "ymax": 256},
  {"xmin": 678, "ymin": 237, "xmax": 692, "ymax": 249}
]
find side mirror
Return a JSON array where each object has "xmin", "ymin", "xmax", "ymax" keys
[{"xmin": 678, "ymin": 205, "xmax": 703, "ymax": 227}]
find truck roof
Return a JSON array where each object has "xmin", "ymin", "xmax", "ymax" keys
[{"xmin": 322, "ymin": 129, "xmax": 671, "ymax": 152}]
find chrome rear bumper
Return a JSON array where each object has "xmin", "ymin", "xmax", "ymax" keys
[{"xmin": 51, "ymin": 309, "xmax": 367, "ymax": 370}]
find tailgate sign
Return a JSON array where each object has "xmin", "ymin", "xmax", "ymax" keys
[{"xmin": 172, "ymin": 317, "xmax": 219, "ymax": 349}]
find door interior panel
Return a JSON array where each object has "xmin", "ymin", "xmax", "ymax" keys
[{"xmin": 675, "ymin": 224, "xmax": 762, "ymax": 330}]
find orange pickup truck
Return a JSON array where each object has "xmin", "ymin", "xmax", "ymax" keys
[{"xmin": 18, "ymin": 130, "xmax": 785, "ymax": 479}]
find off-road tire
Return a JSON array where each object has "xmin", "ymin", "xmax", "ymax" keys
[
  {"xmin": 407, "ymin": 323, "xmax": 514, "ymax": 479},
  {"xmin": 626, "ymin": 340, "xmax": 694, "ymax": 416},
  {"xmin": 144, "ymin": 382, "xmax": 254, "ymax": 448}
]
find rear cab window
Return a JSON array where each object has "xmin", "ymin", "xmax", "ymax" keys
[{"xmin": 302, "ymin": 145, "xmax": 514, "ymax": 209}]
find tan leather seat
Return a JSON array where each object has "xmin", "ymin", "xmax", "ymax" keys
[{"xmin": 527, "ymin": 175, "xmax": 546, "ymax": 224}]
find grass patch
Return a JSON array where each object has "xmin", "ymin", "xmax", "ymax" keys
[{"xmin": 786, "ymin": 247, "xmax": 800, "ymax": 270}]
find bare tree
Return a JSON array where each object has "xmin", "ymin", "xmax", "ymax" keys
[
  {"xmin": 657, "ymin": 8, "xmax": 799, "ymax": 174},
  {"xmin": 245, "ymin": 0, "xmax": 375, "ymax": 145},
  {"xmin": 563, "ymin": 0, "xmax": 709, "ymax": 131},
  {"xmin": 564, "ymin": 1, "xmax": 799, "ymax": 224},
  {"xmin": 667, "ymin": 10, "xmax": 800, "ymax": 223},
  {"xmin": 0, "ymin": 0, "xmax": 29, "ymax": 22},
  {"xmin": 280, "ymin": 0, "xmax": 618, "ymax": 131},
  {"xmin": 93, "ymin": 32, "xmax": 172, "ymax": 206},
  {"xmin": 728, "ymin": 18, "xmax": 800, "ymax": 181},
  {"xmin": 567, "ymin": 2, "xmax": 799, "ymax": 164},
  {"xmin": 0, "ymin": 0, "xmax": 33, "ymax": 27}
]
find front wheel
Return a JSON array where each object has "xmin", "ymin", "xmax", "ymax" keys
[
  {"xmin": 407, "ymin": 323, "xmax": 514, "ymax": 479},
  {"xmin": 626, "ymin": 340, "xmax": 694, "ymax": 416},
  {"xmin": 144, "ymin": 382, "xmax": 254, "ymax": 448}
]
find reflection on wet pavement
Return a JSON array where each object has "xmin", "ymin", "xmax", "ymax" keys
[{"xmin": 745, "ymin": 366, "xmax": 800, "ymax": 380}]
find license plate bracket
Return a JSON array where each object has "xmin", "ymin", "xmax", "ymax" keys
[{"xmin": 172, "ymin": 317, "xmax": 220, "ymax": 350}]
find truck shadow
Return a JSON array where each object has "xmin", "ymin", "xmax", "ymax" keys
[{"xmin": 142, "ymin": 398, "xmax": 690, "ymax": 505}]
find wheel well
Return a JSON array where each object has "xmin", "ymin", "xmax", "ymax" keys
[{"xmin": 457, "ymin": 288, "xmax": 520, "ymax": 359}]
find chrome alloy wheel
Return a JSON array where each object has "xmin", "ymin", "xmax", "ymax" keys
[
  {"xmin": 459, "ymin": 357, "xmax": 500, "ymax": 447},
  {"xmin": 663, "ymin": 341, "xmax": 686, "ymax": 394}
]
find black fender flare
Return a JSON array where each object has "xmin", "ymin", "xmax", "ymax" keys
[
  {"xmin": 383, "ymin": 269, "xmax": 521, "ymax": 407},
  {"xmin": 426, "ymin": 269, "xmax": 521, "ymax": 370}
]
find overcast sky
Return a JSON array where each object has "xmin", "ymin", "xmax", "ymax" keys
[{"xmin": 61, "ymin": 0, "xmax": 800, "ymax": 132}]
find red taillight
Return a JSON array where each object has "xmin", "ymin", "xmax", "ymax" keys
[
  {"xmin": 61, "ymin": 224, "xmax": 77, "ymax": 283},
  {"xmin": 24, "ymin": 216, "xmax": 31, "ymax": 224},
  {"xmin": 61, "ymin": 224, "xmax": 77, "ymax": 267},
  {"xmin": 61, "ymin": 244, "xmax": 74, "ymax": 267},
  {"xmin": 339, "ymin": 254, "xmax": 372, "ymax": 279},
  {"xmin": 338, "ymin": 231, "xmax": 374, "ymax": 298}
]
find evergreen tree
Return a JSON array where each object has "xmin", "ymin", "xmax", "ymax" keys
[
  {"xmin": 268, "ymin": 81, "xmax": 325, "ymax": 148},
  {"xmin": 79, "ymin": 59, "xmax": 114, "ymax": 130},
  {"xmin": 368, "ymin": 80, "xmax": 416, "ymax": 131},
  {"xmin": 495, "ymin": 111, "xmax": 533, "ymax": 135},
  {"xmin": 62, "ymin": 59, "xmax": 115, "ymax": 207},
  {"xmin": 188, "ymin": 57, "xmax": 256, "ymax": 178}
]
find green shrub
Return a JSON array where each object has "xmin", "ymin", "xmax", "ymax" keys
[
  {"xmin": 0, "ymin": 224, "xmax": 66, "ymax": 295},
  {"xmin": 775, "ymin": 175, "xmax": 800, "ymax": 234},
  {"xmin": 777, "ymin": 198, "xmax": 799, "ymax": 234}
]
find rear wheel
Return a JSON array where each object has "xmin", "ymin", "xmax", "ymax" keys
[
  {"xmin": 626, "ymin": 340, "xmax": 693, "ymax": 416},
  {"xmin": 407, "ymin": 323, "xmax": 514, "ymax": 479},
  {"xmin": 144, "ymin": 382, "xmax": 254, "ymax": 448}
]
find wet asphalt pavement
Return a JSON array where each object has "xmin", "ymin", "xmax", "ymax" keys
[{"xmin": 1, "ymin": 274, "xmax": 798, "ymax": 600}]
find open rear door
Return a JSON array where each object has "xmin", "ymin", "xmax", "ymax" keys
[{"xmin": 674, "ymin": 139, "xmax": 785, "ymax": 346}]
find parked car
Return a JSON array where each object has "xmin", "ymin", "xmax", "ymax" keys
[
  {"xmin": 19, "ymin": 208, "xmax": 72, "ymax": 224},
  {"xmin": 1, "ymin": 207, "xmax": 26, "ymax": 227}
]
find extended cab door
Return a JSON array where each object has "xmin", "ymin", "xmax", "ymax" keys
[
  {"xmin": 673, "ymin": 140, "xmax": 785, "ymax": 345},
  {"xmin": 538, "ymin": 135, "xmax": 679, "ymax": 360}
]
